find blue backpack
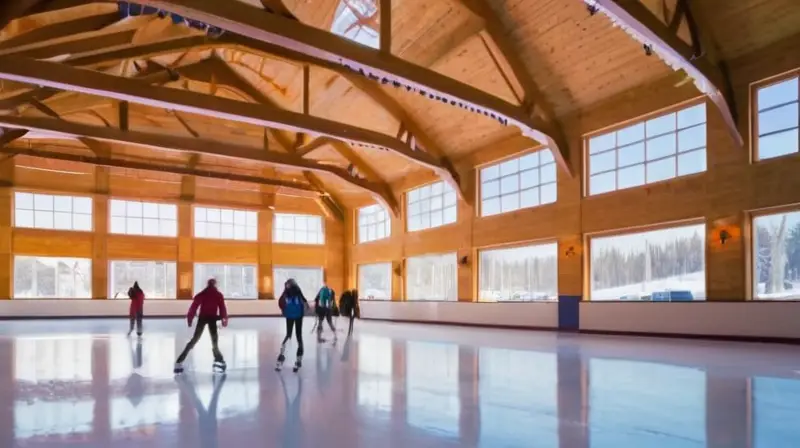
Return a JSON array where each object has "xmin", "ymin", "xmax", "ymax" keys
[{"xmin": 284, "ymin": 295, "xmax": 305, "ymax": 319}]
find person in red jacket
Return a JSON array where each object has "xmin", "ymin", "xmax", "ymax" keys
[
  {"xmin": 174, "ymin": 278, "xmax": 229, "ymax": 374},
  {"xmin": 127, "ymin": 282, "xmax": 145, "ymax": 337}
]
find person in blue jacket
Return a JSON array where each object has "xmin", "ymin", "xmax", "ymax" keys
[{"xmin": 276, "ymin": 278, "xmax": 308, "ymax": 372}]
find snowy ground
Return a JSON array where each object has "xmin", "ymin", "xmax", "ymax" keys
[{"xmin": 592, "ymin": 272, "xmax": 706, "ymax": 300}]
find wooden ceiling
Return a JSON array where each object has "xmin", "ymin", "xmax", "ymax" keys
[{"xmin": 0, "ymin": 0, "xmax": 796, "ymax": 217}]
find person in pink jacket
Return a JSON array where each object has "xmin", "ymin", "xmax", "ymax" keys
[
  {"xmin": 174, "ymin": 278, "xmax": 229, "ymax": 374},
  {"xmin": 127, "ymin": 282, "xmax": 145, "ymax": 337}
]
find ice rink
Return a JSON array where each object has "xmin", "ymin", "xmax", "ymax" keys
[{"xmin": 1, "ymin": 317, "xmax": 799, "ymax": 448}]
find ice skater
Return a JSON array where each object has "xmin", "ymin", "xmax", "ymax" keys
[
  {"xmin": 314, "ymin": 280, "xmax": 337, "ymax": 343},
  {"xmin": 277, "ymin": 279, "xmax": 308, "ymax": 372},
  {"xmin": 340, "ymin": 289, "xmax": 360, "ymax": 336},
  {"xmin": 127, "ymin": 281, "xmax": 145, "ymax": 337},
  {"xmin": 174, "ymin": 278, "xmax": 228, "ymax": 374}
]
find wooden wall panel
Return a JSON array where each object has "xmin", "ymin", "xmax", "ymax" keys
[
  {"xmin": 106, "ymin": 235, "xmax": 178, "ymax": 261},
  {"xmin": 14, "ymin": 166, "xmax": 96, "ymax": 195},
  {"xmin": 13, "ymin": 229, "xmax": 94, "ymax": 258},
  {"xmin": 193, "ymin": 240, "xmax": 259, "ymax": 264},
  {"xmin": 272, "ymin": 244, "xmax": 327, "ymax": 267}
]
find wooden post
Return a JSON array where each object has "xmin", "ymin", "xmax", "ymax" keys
[
  {"xmin": 258, "ymin": 193, "xmax": 275, "ymax": 299},
  {"xmin": 177, "ymin": 175, "xmax": 195, "ymax": 299},
  {"xmin": 380, "ymin": 0, "xmax": 391, "ymax": 53},
  {"xmin": 0, "ymin": 157, "xmax": 13, "ymax": 299},
  {"xmin": 92, "ymin": 166, "xmax": 109, "ymax": 299}
]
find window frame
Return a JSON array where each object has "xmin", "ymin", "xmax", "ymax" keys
[
  {"xmin": 13, "ymin": 255, "xmax": 93, "ymax": 299},
  {"xmin": 751, "ymin": 69, "xmax": 800, "ymax": 163},
  {"xmin": 273, "ymin": 213, "xmax": 325, "ymax": 245},
  {"xmin": 477, "ymin": 239, "xmax": 559, "ymax": 302},
  {"xmin": 405, "ymin": 180, "xmax": 458, "ymax": 233},
  {"xmin": 748, "ymin": 204, "xmax": 800, "ymax": 301},
  {"xmin": 108, "ymin": 198, "xmax": 178, "ymax": 238},
  {"xmin": 583, "ymin": 98, "xmax": 708, "ymax": 197},
  {"xmin": 193, "ymin": 205, "xmax": 258, "ymax": 242},
  {"xmin": 584, "ymin": 218, "xmax": 708, "ymax": 301},
  {"xmin": 477, "ymin": 147, "xmax": 558, "ymax": 217},
  {"xmin": 13, "ymin": 191, "xmax": 93, "ymax": 232},
  {"xmin": 357, "ymin": 204, "xmax": 391, "ymax": 244}
]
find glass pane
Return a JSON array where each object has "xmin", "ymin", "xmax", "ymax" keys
[
  {"xmin": 677, "ymin": 103, "xmax": 706, "ymax": 128},
  {"xmin": 110, "ymin": 200, "xmax": 126, "ymax": 217},
  {"xmin": 15, "ymin": 192, "xmax": 33, "ymax": 210},
  {"xmin": 646, "ymin": 158, "xmax": 676, "ymax": 183},
  {"xmin": 127, "ymin": 217, "xmax": 143, "ymax": 234},
  {"xmin": 194, "ymin": 207, "xmax": 206, "ymax": 222},
  {"xmin": 677, "ymin": 149, "xmax": 707, "ymax": 176},
  {"xmin": 35, "ymin": 210, "xmax": 53, "ymax": 228},
  {"xmin": 753, "ymin": 210, "xmax": 800, "ymax": 299},
  {"xmin": 221, "ymin": 224, "xmax": 234, "ymax": 239},
  {"xmin": 500, "ymin": 193, "xmax": 520, "ymax": 213},
  {"xmin": 34, "ymin": 194, "xmax": 53, "ymax": 211},
  {"xmin": 540, "ymin": 163, "xmax": 556, "ymax": 184},
  {"xmin": 406, "ymin": 253, "xmax": 457, "ymax": 301},
  {"xmin": 160, "ymin": 204, "xmax": 176, "ymax": 220},
  {"xmin": 617, "ymin": 164, "xmax": 646, "ymax": 190},
  {"xmin": 160, "ymin": 219, "xmax": 177, "ymax": 237},
  {"xmin": 617, "ymin": 123, "xmax": 644, "ymax": 146},
  {"xmin": 444, "ymin": 192, "xmax": 457, "ymax": 207},
  {"xmin": 431, "ymin": 211, "xmax": 443, "ymax": 227},
  {"xmin": 589, "ymin": 132, "xmax": 615, "ymax": 154},
  {"xmin": 540, "ymin": 150, "xmax": 554, "ymax": 164},
  {"xmin": 143, "ymin": 218, "xmax": 159, "ymax": 236},
  {"xmin": 127, "ymin": 201, "xmax": 142, "ymax": 218},
  {"xmin": 419, "ymin": 214, "xmax": 430, "ymax": 229},
  {"xmin": 408, "ymin": 188, "xmax": 420, "ymax": 203},
  {"xmin": 759, "ymin": 104, "xmax": 799, "ymax": 136},
  {"xmin": 590, "ymin": 151, "xmax": 616, "ymax": 174},
  {"xmin": 207, "ymin": 208, "xmax": 221, "ymax": 222},
  {"xmin": 15, "ymin": 209, "xmax": 33, "ymax": 228},
  {"xmin": 478, "ymin": 242, "xmax": 558, "ymax": 301},
  {"xmin": 443, "ymin": 205, "xmax": 456, "ymax": 224},
  {"xmin": 431, "ymin": 181, "xmax": 443, "ymax": 196},
  {"xmin": 590, "ymin": 223, "xmax": 705, "ymax": 300},
  {"xmin": 758, "ymin": 77, "xmax": 799, "ymax": 111},
  {"xmin": 245, "ymin": 226, "xmax": 257, "ymax": 241},
  {"xmin": 500, "ymin": 175, "xmax": 518, "ymax": 195},
  {"xmin": 646, "ymin": 134, "xmax": 676, "ymax": 161},
  {"xmin": 481, "ymin": 165, "xmax": 500, "ymax": 182},
  {"xmin": 482, "ymin": 198, "xmax": 501, "ymax": 216},
  {"xmin": 520, "ymin": 188, "xmax": 539, "ymax": 208},
  {"xmin": 207, "ymin": 223, "xmax": 221, "ymax": 239},
  {"xmin": 678, "ymin": 125, "xmax": 706, "ymax": 152},
  {"xmin": 646, "ymin": 113, "xmax": 676, "ymax": 137},
  {"xmin": 482, "ymin": 180, "xmax": 500, "ymax": 199},
  {"xmin": 419, "ymin": 185, "xmax": 431, "ymax": 200},
  {"xmin": 142, "ymin": 202, "xmax": 158, "ymax": 218},
  {"xmin": 408, "ymin": 215, "xmax": 421, "ymax": 231},
  {"xmin": 500, "ymin": 159, "xmax": 519, "ymax": 176},
  {"xmin": 221, "ymin": 209, "xmax": 234, "ymax": 223},
  {"xmin": 73, "ymin": 197, "xmax": 92, "ymax": 215},
  {"xmin": 519, "ymin": 152, "xmax": 539, "ymax": 170},
  {"xmin": 195, "ymin": 222, "xmax": 207, "ymax": 238},
  {"xmin": 53, "ymin": 196, "xmax": 71, "ymax": 213},
  {"xmin": 73, "ymin": 214, "xmax": 92, "ymax": 231},
  {"xmin": 759, "ymin": 129, "xmax": 799, "ymax": 160},
  {"xmin": 53, "ymin": 212, "xmax": 72, "ymax": 230},
  {"xmin": 540, "ymin": 183, "xmax": 556, "ymax": 205},
  {"xmin": 234, "ymin": 225, "xmax": 246, "ymax": 240},
  {"xmin": 234, "ymin": 210, "xmax": 247, "ymax": 225},
  {"xmin": 520, "ymin": 169, "xmax": 540, "ymax": 190},
  {"xmin": 590, "ymin": 171, "xmax": 616, "ymax": 195},
  {"xmin": 618, "ymin": 142, "xmax": 645, "ymax": 167}
]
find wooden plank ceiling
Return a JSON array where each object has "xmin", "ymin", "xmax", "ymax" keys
[{"xmin": 0, "ymin": 0, "xmax": 795, "ymax": 216}]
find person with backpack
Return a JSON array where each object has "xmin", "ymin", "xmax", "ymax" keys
[
  {"xmin": 127, "ymin": 281, "xmax": 145, "ymax": 337},
  {"xmin": 314, "ymin": 280, "xmax": 337, "ymax": 343},
  {"xmin": 174, "ymin": 278, "xmax": 228, "ymax": 374},
  {"xmin": 339, "ymin": 289, "xmax": 360, "ymax": 336},
  {"xmin": 277, "ymin": 278, "xmax": 308, "ymax": 372}
]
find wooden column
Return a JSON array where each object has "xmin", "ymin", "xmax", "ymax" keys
[
  {"xmin": 177, "ymin": 176, "xmax": 195, "ymax": 299},
  {"xmin": 92, "ymin": 166, "xmax": 109, "ymax": 299},
  {"xmin": 257, "ymin": 193, "xmax": 275, "ymax": 299},
  {"xmin": 706, "ymin": 215, "xmax": 746, "ymax": 301},
  {"xmin": 457, "ymin": 248, "xmax": 473, "ymax": 302},
  {"xmin": 391, "ymin": 260, "xmax": 403, "ymax": 301},
  {"xmin": 0, "ymin": 157, "xmax": 13, "ymax": 299}
]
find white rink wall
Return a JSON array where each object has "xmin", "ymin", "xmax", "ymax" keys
[
  {"xmin": 360, "ymin": 301, "xmax": 559, "ymax": 329},
  {"xmin": 0, "ymin": 299, "xmax": 281, "ymax": 318}
]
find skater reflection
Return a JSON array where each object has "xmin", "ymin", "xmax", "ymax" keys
[
  {"xmin": 125, "ymin": 339, "xmax": 145, "ymax": 407},
  {"xmin": 340, "ymin": 332, "xmax": 353, "ymax": 363},
  {"xmin": 278, "ymin": 371, "xmax": 304, "ymax": 448},
  {"xmin": 176, "ymin": 373, "xmax": 227, "ymax": 448},
  {"xmin": 131, "ymin": 337, "xmax": 143, "ymax": 369}
]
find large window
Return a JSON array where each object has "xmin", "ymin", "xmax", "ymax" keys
[
  {"xmin": 755, "ymin": 75, "xmax": 799, "ymax": 160},
  {"xmin": 14, "ymin": 192, "xmax": 92, "ymax": 231},
  {"xmin": 193, "ymin": 263, "xmax": 257, "ymax": 299},
  {"xmin": 110, "ymin": 199, "xmax": 177, "ymax": 237},
  {"xmin": 14, "ymin": 256, "xmax": 92, "ymax": 298},
  {"xmin": 358, "ymin": 204, "xmax": 391, "ymax": 243},
  {"xmin": 590, "ymin": 359, "xmax": 706, "ymax": 447},
  {"xmin": 480, "ymin": 149, "xmax": 557, "ymax": 216},
  {"xmin": 330, "ymin": 0, "xmax": 378, "ymax": 49},
  {"xmin": 109, "ymin": 260, "xmax": 177, "ymax": 299},
  {"xmin": 358, "ymin": 262, "xmax": 392, "ymax": 300},
  {"xmin": 407, "ymin": 181, "xmax": 457, "ymax": 232},
  {"xmin": 589, "ymin": 223, "xmax": 706, "ymax": 301},
  {"xmin": 479, "ymin": 349, "xmax": 557, "ymax": 447},
  {"xmin": 406, "ymin": 253, "xmax": 457, "ymax": 301},
  {"xmin": 587, "ymin": 102, "xmax": 707, "ymax": 195},
  {"xmin": 479, "ymin": 242, "xmax": 558, "ymax": 301},
  {"xmin": 273, "ymin": 213, "xmax": 324, "ymax": 244},
  {"xmin": 753, "ymin": 210, "xmax": 800, "ymax": 299},
  {"xmin": 194, "ymin": 206, "xmax": 257, "ymax": 241},
  {"xmin": 273, "ymin": 266, "xmax": 324, "ymax": 298}
]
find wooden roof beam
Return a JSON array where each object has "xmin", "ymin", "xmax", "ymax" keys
[
  {"xmin": 133, "ymin": 0, "xmax": 567, "ymax": 170},
  {"xmin": 0, "ymin": 12, "xmax": 120, "ymax": 50},
  {"xmin": 457, "ymin": 0, "xmax": 572, "ymax": 176},
  {"xmin": 296, "ymin": 137, "xmax": 335, "ymax": 157},
  {"xmin": 0, "ymin": 145, "xmax": 319, "ymax": 194},
  {"xmin": 0, "ymin": 115, "xmax": 389, "ymax": 200},
  {"xmin": 0, "ymin": 57, "xmax": 442, "ymax": 173},
  {"xmin": 584, "ymin": 0, "xmax": 742, "ymax": 147}
]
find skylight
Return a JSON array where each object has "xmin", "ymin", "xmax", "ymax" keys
[{"xmin": 330, "ymin": 0, "xmax": 379, "ymax": 49}]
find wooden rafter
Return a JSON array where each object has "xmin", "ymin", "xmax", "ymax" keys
[
  {"xmin": 0, "ymin": 12, "xmax": 120, "ymax": 50},
  {"xmin": 0, "ymin": 0, "xmax": 44, "ymax": 32},
  {"xmin": 585, "ymin": 0, "xmax": 742, "ymax": 147},
  {"xmin": 132, "ymin": 0, "xmax": 568, "ymax": 169},
  {"xmin": 456, "ymin": 0, "xmax": 572, "ymax": 176},
  {"xmin": 0, "ymin": 20, "xmax": 146, "ymax": 60},
  {"xmin": 0, "ymin": 145, "xmax": 319, "ymax": 194},
  {"xmin": 380, "ymin": 0, "xmax": 391, "ymax": 53},
  {"xmin": 296, "ymin": 137, "xmax": 335, "ymax": 157},
  {"xmin": 0, "ymin": 57, "xmax": 443, "ymax": 173},
  {"xmin": 0, "ymin": 114, "xmax": 390, "ymax": 201}
]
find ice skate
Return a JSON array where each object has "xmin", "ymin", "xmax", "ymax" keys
[
  {"xmin": 213, "ymin": 360, "xmax": 227, "ymax": 373},
  {"xmin": 275, "ymin": 353, "xmax": 286, "ymax": 371},
  {"xmin": 173, "ymin": 362, "xmax": 184, "ymax": 374},
  {"xmin": 292, "ymin": 357, "xmax": 302, "ymax": 373}
]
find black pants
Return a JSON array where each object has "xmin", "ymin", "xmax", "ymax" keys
[
  {"xmin": 176, "ymin": 317, "xmax": 224, "ymax": 364},
  {"xmin": 129, "ymin": 310, "xmax": 143, "ymax": 335},
  {"xmin": 282, "ymin": 318, "xmax": 304, "ymax": 357},
  {"xmin": 316, "ymin": 307, "xmax": 335, "ymax": 334}
]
